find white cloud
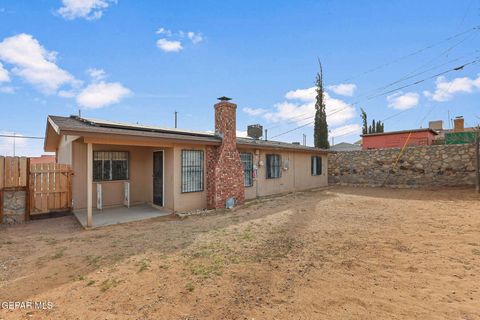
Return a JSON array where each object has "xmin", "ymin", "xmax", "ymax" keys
[
  {"xmin": 0, "ymin": 131, "xmax": 25, "ymax": 156},
  {"xmin": 0, "ymin": 62, "xmax": 10, "ymax": 82},
  {"xmin": 0, "ymin": 86, "xmax": 15, "ymax": 94},
  {"xmin": 0, "ymin": 131, "xmax": 47, "ymax": 157},
  {"xmin": 57, "ymin": 0, "xmax": 116, "ymax": 20},
  {"xmin": 243, "ymin": 107, "xmax": 267, "ymax": 116},
  {"xmin": 0, "ymin": 33, "xmax": 76, "ymax": 94},
  {"xmin": 87, "ymin": 67, "xmax": 106, "ymax": 81},
  {"xmin": 387, "ymin": 91, "xmax": 419, "ymax": 110},
  {"xmin": 156, "ymin": 38, "xmax": 183, "ymax": 53},
  {"xmin": 76, "ymin": 81, "xmax": 131, "ymax": 109},
  {"xmin": 327, "ymin": 83, "xmax": 357, "ymax": 97},
  {"xmin": 155, "ymin": 27, "xmax": 203, "ymax": 52},
  {"xmin": 0, "ymin": 34, "xmax": 129, "ymax": 109},
  {"xmin": 330, "ymin": 124, "xmax": 362, "ymax": 138},
  {"xmin": 424, "ymin": 75, "xmax": 480, "ymax": 102},
  {"xmin": 236, "ymin": 130, "xmax": 248, "ymax": 138},
  {"xmin": 156, "ymin": 27, "xmax": 172, "ymax": 36},
  {"xmin": 285, "ymin": 87, "xmax": 316, "ymax": 101},
  {"xmin": 187, "ymin": 32, "xmax": 203, "ymax": 44},
  {"xmin": 264, "ymin": 86, "xmax": 355, "ymax": 127}
]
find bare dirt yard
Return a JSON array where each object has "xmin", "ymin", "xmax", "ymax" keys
[{"xmin": 1, "ymin": 186, "xmax": 479, "ymax": 320}]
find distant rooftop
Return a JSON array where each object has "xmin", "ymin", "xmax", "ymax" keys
[{"xmin": 361, "ymin": 128, "xmax": 438, "ymax": 137}]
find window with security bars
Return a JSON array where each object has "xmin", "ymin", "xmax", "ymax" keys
[
  {"xmin": 93, "ymin": 151, "xmax": 129, "ymax": 181},
  {"xmin": 181, "ymin": 150, "xmax": 204, "ymax": 192},
  {"xmin": 240, "ymin": 152, "xmax": 253, "ymax": 187},
  {"xmin": 266, "ymin": 154, "xmax": 281, "ymax": 179},
  {"xmin": 311, "ymin": 156, "xmax": 322, "ymax": 176}
]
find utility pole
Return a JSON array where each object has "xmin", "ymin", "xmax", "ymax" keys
[{"xmin": 174, "ymin": 111, "xmax": 178, "ymax": 128}]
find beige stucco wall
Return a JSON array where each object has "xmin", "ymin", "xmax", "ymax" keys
[
  {"xmin": 69, "ymin": 140, "xmax": 208, "ymax": 212},
  {"xmin": 71, "ymin": 141, "xmax": 176, "ymax": 211},
  {"xmin": 66, "ymin": 138, "xmax": 327, "ymax": 213},
  {"xmin": 239, "ymin": 148, "xmax": 328, "ymax": 200},
  {"xmin": 171, "ymin": 145, "xmax": 208, "ymax": 212},
  {"xmin": 56, "ymin": 135, "xmax": 79, "ymax": 165}
]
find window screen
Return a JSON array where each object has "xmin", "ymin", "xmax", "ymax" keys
[
  {"xmin": 240, "ymin": 152, "xmax": 254, "ymax": 187},
  {"xmin": 311, "ymin": 156, "xmax": 322, "ymax": 176},
  {"xmin": 93, "ymin": 151, "xmax": 129, "ymax": 181},
  {"xmin": 266, "ymin": 154, "xmax": 281, "ymax": 179},
  {"xmin": 181, "ymin": 150, "xmax": 204, "ymax": 192}
]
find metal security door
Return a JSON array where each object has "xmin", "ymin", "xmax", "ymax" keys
[{"xmin": 153, "ymin": 151, "xmax": 164, "ymax": 206}]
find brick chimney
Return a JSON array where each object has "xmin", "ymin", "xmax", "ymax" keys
[
  {"xmin": 206, "ymin": 97, "xmax": 245, "ymax": 209},
  {"xmin": 453, "ymin": 116, "xmax": 464, "ymax": 132}
]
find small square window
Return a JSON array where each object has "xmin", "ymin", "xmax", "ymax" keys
[
  {"xmin": 266, "ymin": 154, "xmax": 281, "ymax": 179},
  {"xmin": 93, "ymin": 151, "xmax": 129, "ymax": 181}
]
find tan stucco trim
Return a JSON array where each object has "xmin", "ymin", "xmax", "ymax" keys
[{"xmin": 44, "ymin": 119, "xmax": 61, "ymax": 152}]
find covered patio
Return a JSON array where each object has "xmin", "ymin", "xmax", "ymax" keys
[{"xmin": 74, "ymin": 203, "xmax": 172, "ymax": 228}]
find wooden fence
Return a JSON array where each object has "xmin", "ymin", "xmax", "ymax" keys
[
  {"xmin": 0, "ymin": 156, "xmax": 72, "ymax": 222},
  {"xmin": 0, "ymin": 156, "xmax": 28, "ymax": 189},
  {"xmin": 0, "ymin": 157, "xmax": 29, "ymax": 222},
  {"xmin": 30, "ymin": 163, "xmax": 72, "ymax": 215}
]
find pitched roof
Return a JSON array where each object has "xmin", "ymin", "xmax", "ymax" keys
[
  {"xmin": 361, "ymin": 128, "xmax": 438, "ymax": 137},
  {"xmin": 236, "ymin": 137, "xmax": 328, "ymax": 152},
  {"xmin": 46, "ymin": 115, "xmax": 329, "ymax": 153},
  {"xmin": 47, "ymin": 115, "xmax": 220, "ymax": 143}
]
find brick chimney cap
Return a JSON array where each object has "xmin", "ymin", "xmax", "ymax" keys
[{"xmin": 217, "ymin": 96, "xmax": 232, "ymax": 101}]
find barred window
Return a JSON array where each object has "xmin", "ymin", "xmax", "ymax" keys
[
  {"xmin": 311, "ymin": 156, "xmax": 322, "ymax": 176},
  {"xmin": 93, "ymin": 151, "xmax": 129, "ymax": 181},
  {"xmin": 240, "ymin": 153, "xmax": 253, "ymax": 187},
  {"xmin": 181, "ymin": 150, "xmax": 204, "ymax": 193},
  {"xmin": 266, "ymin": 154, "xmax": 281, "ymax": 179}
]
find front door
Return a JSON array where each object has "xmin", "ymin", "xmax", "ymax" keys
[{"xmin": 153, "ymin": 151, "xmax": 164, "ymax": 206}]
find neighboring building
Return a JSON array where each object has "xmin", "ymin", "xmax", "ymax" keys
[
  {"xmin": 429, "ymin": 117, "xmax": 478, "ymax": 145},
  {"xmin": 29, "ymin": 155, "xmax": 56, "ymax": 164},
  {"xmin": 361, "ymin": 128, "xmax": 438, "ymax": 150},
  {"xmin": 43, "ymin": 98, "xmax": 329, "ymax": 223},
  {"xmin": 330, "ymin": 142, "xmax": 362, "ymax": 152}
]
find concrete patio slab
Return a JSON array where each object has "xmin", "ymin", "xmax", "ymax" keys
[{"xmin": 74, "ymin": 204, "xmax": 172, "ymax": 228}]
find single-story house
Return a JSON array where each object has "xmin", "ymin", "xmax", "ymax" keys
[
  {"xmin": 361, "ymin": 128, "xmax": 438, "ymax": 149},
  {"xmin": 44, "ymin": 98, "xmax": 329, "ymax": 227}
]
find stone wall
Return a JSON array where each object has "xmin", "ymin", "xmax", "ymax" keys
[
  {"xmin": 328, "ymin": 144, "xmax": 477, "ymax": 187},
  {"xmin": 2, "ymin": 190, "xmax": 27, "ymax": 224}
]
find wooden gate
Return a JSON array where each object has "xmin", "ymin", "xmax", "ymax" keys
[{"xmin": 30, "ymin": 163, "xmax": 73, "ymax": 215}]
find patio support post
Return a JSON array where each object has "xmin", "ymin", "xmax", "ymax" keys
[{"xmin": 87, "ymin": 143, "xmax": 93, "ymax": 227}]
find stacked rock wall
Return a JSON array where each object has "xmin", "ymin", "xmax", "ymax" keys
[{"xmin": 328, "ymin": 144, "xmax": 477, "ymax": 187}]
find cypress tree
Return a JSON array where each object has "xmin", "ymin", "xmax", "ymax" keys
[
  {"xmin": 314, "ymin": 60, "xmax": 329, "ymax": 149},
  {"xmin": 360, "ymin": 108, "xmax": 368, "ymax": 135}
]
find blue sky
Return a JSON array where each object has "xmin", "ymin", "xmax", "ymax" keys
[{"xmin": 0, "ymin": 0, "xmax": 479, "ymax": 156}]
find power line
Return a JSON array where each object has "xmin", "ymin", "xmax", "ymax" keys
[
  {"xmin": 269, "ymin": 58, "xmax": 480, "ymax": 140},
  {"xmin": 0, "ymin": 134, "xmax": 45, "ymax": 139},
  {"xmin": 340, "ymin": 24, "xmax": 479, "ymax": 82},
  {"xmin": 266, "ymin": 49, "xmax": 479, "ymax": 134}
]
